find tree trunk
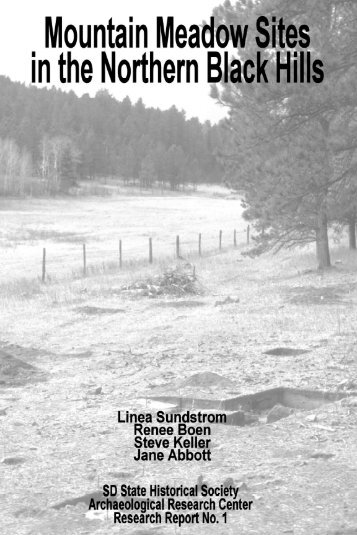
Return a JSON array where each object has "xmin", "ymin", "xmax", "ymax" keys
[
  {"xmin": 316, "ymin": 206, "xmax": 331, "ymax": 269},
  {"xmin": 348, "ymin": 216, "xmax": 356, "ymax": 250}
]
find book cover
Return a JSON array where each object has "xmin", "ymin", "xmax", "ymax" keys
[{"xmin": 0, "ymin": 1, "xmax": 356, "ymax": 534}]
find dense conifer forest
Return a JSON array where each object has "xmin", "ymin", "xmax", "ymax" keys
[{"xmin": 0, "ymin": 76, "xmax": 223, "ymax": 195}]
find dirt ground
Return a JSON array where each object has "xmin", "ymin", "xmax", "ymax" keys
[{"xmin": 1, "ymin": 241, "xmax": 357, "ymax": 535}]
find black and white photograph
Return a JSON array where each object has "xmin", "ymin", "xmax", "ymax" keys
[{"xmin": 0, "ymin": 1, "xmax": 356, "ymax": 534}]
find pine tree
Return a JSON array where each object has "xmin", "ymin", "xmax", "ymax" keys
[{"xmin": 211, "ymin": 0, "xmax": 357, "ymax": 268}]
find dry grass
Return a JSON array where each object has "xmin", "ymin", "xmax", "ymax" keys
[{"xmin": 0, "ymin": 194, "xmax": 245, "ymax": 285}]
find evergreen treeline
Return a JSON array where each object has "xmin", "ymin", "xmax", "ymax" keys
[
  {"xmin": 213, "ymin": 0, "xmax": 357, "ymax": 269},
  {"xmin": 0, "ymin": 75, "xmax": 223, "ymax": 195}
]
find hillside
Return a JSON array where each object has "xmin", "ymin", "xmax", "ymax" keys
[{"xmin": 0, "ymin": 76, "xmax": 224, "ymax": 195}]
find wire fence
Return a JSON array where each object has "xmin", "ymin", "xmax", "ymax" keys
[{"xmin": 39, "ymin": 225, "xmax": 251, "ymax": 282}]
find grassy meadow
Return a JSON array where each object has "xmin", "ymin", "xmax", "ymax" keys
[{"xmin": 0, "ymin": 193, "xmax": 245, "ymax": 288}]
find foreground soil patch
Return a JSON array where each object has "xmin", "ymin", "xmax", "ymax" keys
[
  {"xmin": 180, "ymin": 371, "xmax": 236, "ymax": 388},
  {"xmin": 151, "ymin": 300, "xmax": 206, "ymax": 308},
  {"xmin": 148, "ymin": 387, "xmax": 357, "ymax": 425},
  {"xmin": 263, "ymin": 347, "xmax": 311, "ymax": 356},
  {"xmin": 0, "ymin": 349, "xmax": 46, "ymax": 387},
  {"xmin": 75, "ymin": 306, "xmax": 126, "ymax": 316},
  {"xmin": 285, "ymin": 284, "xmax": 354, "ymax": 305}
]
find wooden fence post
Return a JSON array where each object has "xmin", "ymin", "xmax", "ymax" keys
[
  {"xmin": 219, "ymin": 230, "xmax": 222, "ymax": 250},
  {"xmin": 234, "ymin": 229, "xmax": 237, "ymax": 247},
  {"xmin": 198, "ymin": 233, "xmax": 202, "ymax": 257},
  {"xmin": 119, "ymin": 240, "xmax": 122, "ymax": 268},
  {"xmin": 83, "ymin": 244, "xmax": 87, "ymax": 276},
  {"xmin": 42, "ymin": 248, "xmax": 46, "ymax": 282},
  {"xmin": 176, "ymin": 235, "xmax": 180, "ymax": 258},
  {"xmin": 247, "ymin": 225, "xmax": 250, "ymax": 245},
  {"xmin": 149, "ymin": 238, "xmax": 153, "ymax": 264}
]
